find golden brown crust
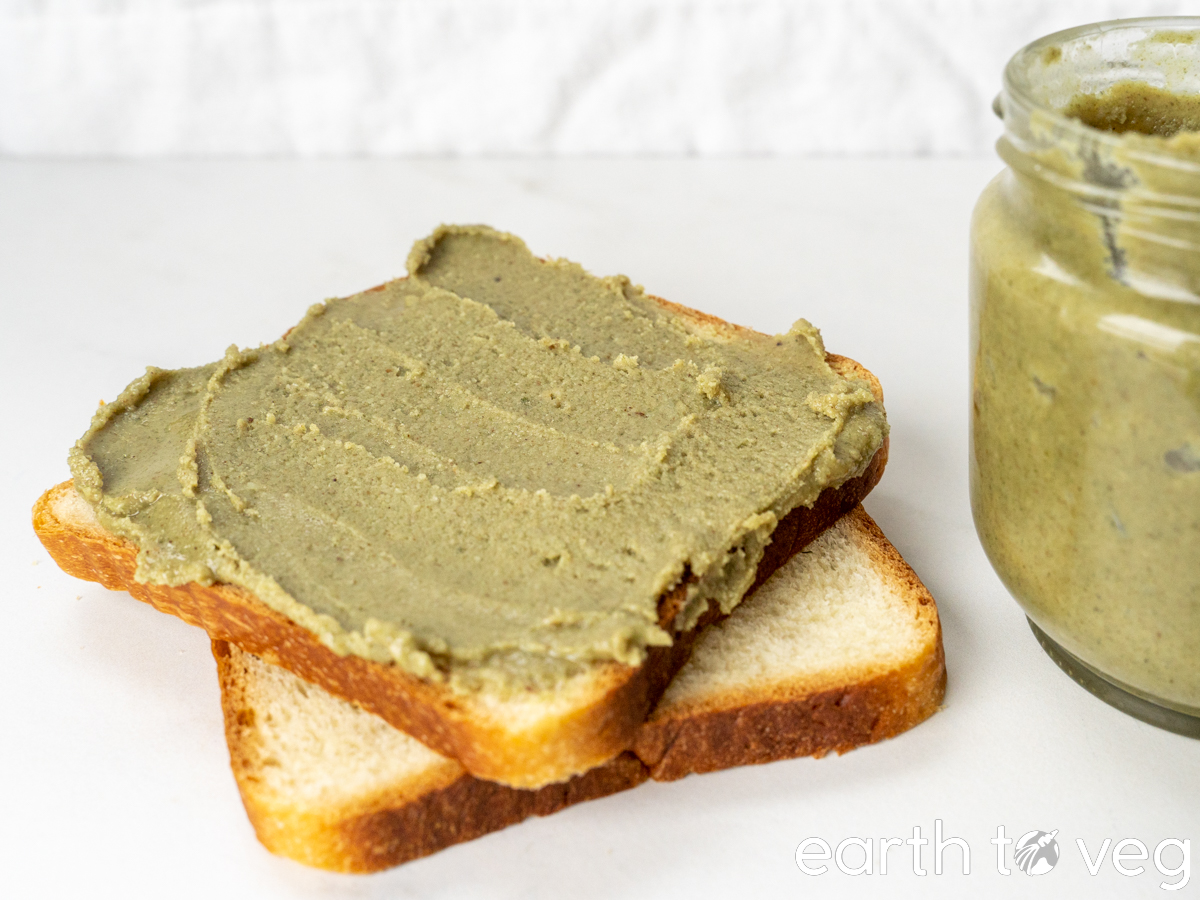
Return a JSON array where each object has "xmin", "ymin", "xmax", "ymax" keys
[
  {"xmin": 332, "ymin": 754, "xmax": 648, "ymax": 873},
  {"xmin": 33, "ymin": 304, "xmax": 887, "ymax": 787},
  {"xmin": 633, "ymin": 507, "xmax": 944, "ymax": 781},
  {"xmin": 646, "ymin": 294, "xmax": 755, "ymax": 338}
]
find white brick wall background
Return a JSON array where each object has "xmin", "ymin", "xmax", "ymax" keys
[{"xmin": 1, "ymin": 0, "xmax": 1195, "ymax": 156}]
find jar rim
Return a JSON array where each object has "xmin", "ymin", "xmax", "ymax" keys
[{"xmin": 1001, "ymin": 16, "xmax": 1200, "ymax": 174}]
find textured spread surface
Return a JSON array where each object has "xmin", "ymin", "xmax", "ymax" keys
[{"xmin": 70, "ymin": 225, "xmax": 886, "ymax": 694}]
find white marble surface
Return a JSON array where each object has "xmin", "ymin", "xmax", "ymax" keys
[
  {"xmin": 2, "ymin": 0, "xmax": 1196, "ymax": 156},
  {"xmin": 1, "ymin": 160, "xmax": 1195, "ymax": 899}
]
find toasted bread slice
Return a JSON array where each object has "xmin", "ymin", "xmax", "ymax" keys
[
  {"xmin": 35, "ymin": 349, "xmax": 885, "ymax": 789},
  {"xmin": 216, "ymin": 505, "xmax": 943, "ymax": 873},
  {"xmin": 634, "ymin": 505, "xmax": 945, "ymax": 779}
]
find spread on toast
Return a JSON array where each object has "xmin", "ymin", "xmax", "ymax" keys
[{"xmin": 70, "ymin": 225, "xmax": 887, "ymax": 695}]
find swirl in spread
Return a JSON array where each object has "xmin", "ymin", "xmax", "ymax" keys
[{"xmin": 70, "ymin": 226, "xmax": 886, "ymax": 694}]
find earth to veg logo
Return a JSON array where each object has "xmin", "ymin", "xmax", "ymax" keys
[
  {"xmin": 795, "ymin": 821, "xmax": 1190, "ymax": 890},
  {"xmin": 1013, "ymin": 830, "xmax": 1060, "ymax": 875}
]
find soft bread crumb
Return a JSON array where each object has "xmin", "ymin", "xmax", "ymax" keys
[
  {"xmin": 51, "ymin": 485, "xmax": 98, "ymax": 529},
  {"xmin": 234, "ymin": 650, "xmax": 460, "ymax": 806},
  {"xmin": 661, "ymin": 513, "xmax": 924, "ymax": 706}
]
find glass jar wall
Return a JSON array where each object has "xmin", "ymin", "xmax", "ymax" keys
[{"xmin": 970, "ymin": 18, "xmax": 1200, "ymax": 734}]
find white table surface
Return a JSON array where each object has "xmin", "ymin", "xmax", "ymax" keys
[{"xmin": 2, "ymin": 159, "xmax": 1195, "ymax": 899}]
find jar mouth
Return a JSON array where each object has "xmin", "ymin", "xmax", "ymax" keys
[{"xmin": 1001, "ymin": 16, "xmax": 1200, "ymax": 175}]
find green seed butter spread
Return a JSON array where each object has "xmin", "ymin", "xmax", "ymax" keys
[
  {"xmin": 972, "ymin": 83, "xmax": 1200, "ymax": 708},
  {"xmin": 70, "ymin": 226, "xmax": 887, "ymax": 695}
]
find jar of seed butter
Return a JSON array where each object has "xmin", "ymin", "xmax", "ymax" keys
[{"xmin": 971, "ymin": 18, "xmax": 1200, "ymax": 735}]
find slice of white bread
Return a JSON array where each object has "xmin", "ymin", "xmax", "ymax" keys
[
  {"xmin": 34, "ymin": 347, "xmax": 886, "ymax": 790},
  {"xmin": 216, "ymin": 505, "xmax": 944, "ymax": 873}
]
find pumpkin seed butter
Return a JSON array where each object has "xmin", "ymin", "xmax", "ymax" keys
[
  {"xmin": 71, "ymin": 226, "xmax": 887, "ymax": 695},
  {"xmin": 973, "ymin": 79, "xmax": 1200, "ymax": 709}
]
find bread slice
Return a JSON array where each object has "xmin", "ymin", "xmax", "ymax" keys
[
  {"xmin": 216, "ymin": 505, "xmax": 943, "ymax": 873},
  {"xmin": 34, "ymin": 346, "xmax": 886, "ymax": 789}
]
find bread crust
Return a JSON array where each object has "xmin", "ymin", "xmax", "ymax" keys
[{"xmin": 34, "ymin": 349, "xmax": 886, "ymax": 789}]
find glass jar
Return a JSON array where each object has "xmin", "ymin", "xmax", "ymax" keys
[{"xmin": 971, "ymin": 18, "xmax": 1200, "ymax": 735}]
